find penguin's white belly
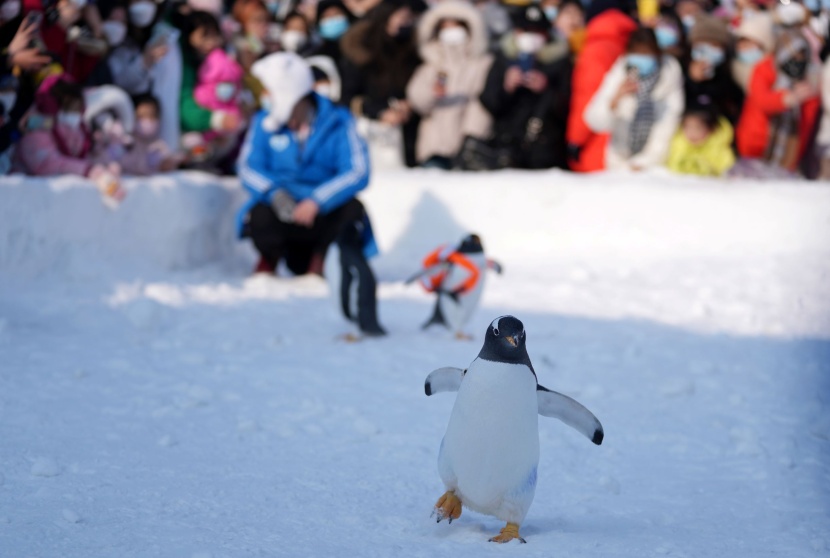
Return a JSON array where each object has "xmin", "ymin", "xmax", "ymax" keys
[
  {"xmin": 439, "ymin": 359, "xmax": 540, "ymax": 524},
  {"xmin": 439, "ymin": 254, "xmax": 486, "ymax": 333}
]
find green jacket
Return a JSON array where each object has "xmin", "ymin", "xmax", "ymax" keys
[{"xmin": 180, "ymin": 46, "xmax": 212, "ymax": 133}]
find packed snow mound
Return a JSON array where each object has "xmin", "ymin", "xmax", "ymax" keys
[{"xmin": 1, "ymin": 169, "xmax": 829, "ymax": 336}]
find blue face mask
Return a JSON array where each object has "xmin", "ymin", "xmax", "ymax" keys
[
  {"xmin": 804, "ymin": 0, "xmax": 820, "ymax": 12},
  {"xmin": 319, "ymin": 15, "xmax": 349, "ymax": 40},
  {"xmin": 543, "ymin": 6, "xmax": 558, "ymax": 22},
  {"xmin": 655, "ymin": 25, "xmax": 679, "ymax": 49},
  {"xmin": 626, "ymin": 53, "xmax": 659, "ymax": 77},
  {"xmin": 692, "ymin": 43, "xmax": 725, "ymax": 66},
  {"xmin": 216, "ymin": 83, "xmax": 236, "ymax": 102},
  {"xmin": 822, "ymin": 0, "xmax": 830, "ymax": 11},
  {"xmin": 736, "ymin": 47, "xmax": 764, "ymax": 65},
  {"xmin": 681, "ymin": 15, "xmax": 696, "ymax": 32}
]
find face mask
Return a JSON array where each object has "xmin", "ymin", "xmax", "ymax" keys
[
  {"xmin": 57, "ymin": 111, "xmax": 83, "ymax": 129},
  {"xmin": 780, "ymin": 57, "xmax": 808, "ymax": 79},
  {"xmin": 439, "ymin": 26, "xmax": 468, "ymax": 46},
  {"xmin": 804, "ymin": 0, "xmax": 820, "ymax": 12},
  {"xmin": 102, "ymin": 21, "xmax": 127, "ymax": 46},
  {"xmin": 280, "ymin": 30, "xmax": 307, "ymax": 52},
  {"xmin": 260, "ymin": 95, "xmax": 272, "ymax": 111},
  {"xmin": 215, "ymin": 82, "xmax": 236, "ymax": 102},
  {"xmin": 543, "ymin": 6, "xmax": 558, "ymax": 22},
  {"xmin": 655, "ymin": 25, "xmax": 678, "ymax": 49},
  {"xmin": 692, "ymin": 44, "xmax": 725, "ymax": 66},
  {"xmin": 0, "ymin": 92, "xmax": 16, "ymax": 115},
  {"xmin": 626, "ymin": 53, "xmax": 658, "ymax": 77},
  {"xmin": 136, "ymin": 117, "xmax": 159, "ymax": 137},
  {"xmin": 319, "ymin": 16, "xmax": 349, "ymax": 40},
  {"xmin": 823, "ymin": 0, "xmax": 830, "ymax": 11},
  {"xmin": 314, "ymin": 84, "xmax": 333, "ymax": 99},
  {"xmin": 515, "ymin": 32, "xmax": 546, "ymax": 54},
  {"xmin": 736, "ymin": 47, "xmax": 763, "ymax": 65},
  {"xmin": 129, "ymin": 1, "xmax": 157, "ymax": 28},
  {"xmin": 681, "ymin": 14, "xmax": 696, "ymax": 32},
  {"xmin": 266, "ymin": 0, "xmax": 280, "ymax": 15},
  {"xmin": 0, "ymin": 0, "xmax": 20, "ymax": 21}
]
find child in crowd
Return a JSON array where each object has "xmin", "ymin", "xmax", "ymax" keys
[
  {"xmin": 667, "ymin": 107, "xmax": 735, "ymax": 176},
  {"xmin": 121, "ymin": 94, "xmax": 184, "ymax": 175},
  {"xmin": 12, "ymin": 75, "xmax": 125, "ymax": 207},
  {"xmin": 584, "ymin": 27, "xmax": 684, "ymax": 171},
  {"xmin": 191, "ymin": 47, "xmax": 246, "ymax": 159}
]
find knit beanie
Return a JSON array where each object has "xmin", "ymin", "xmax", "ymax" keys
[
  {"xmin": 734, "ymin": 12, "xmax": 775, "ymax": 52},
  {"xmin": 689, "ymin": 14, "xmax": 731, "ymax": 47}
]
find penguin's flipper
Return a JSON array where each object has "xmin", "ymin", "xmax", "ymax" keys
[
  {"xmin": 487, "ymin": 259, "xmax": 504, "ymax": 275},
  {"xmin": 425, "ymin": 367, "xmax": 465, "ymax": 396},
  {"xmin": 537, "ymin": 386, "xmax": 604, "ymax": 445}
]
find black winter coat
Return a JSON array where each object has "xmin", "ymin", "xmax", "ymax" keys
[{"xmin": 480, "ymin": 49, "xmax": 572, "ymax": 170}]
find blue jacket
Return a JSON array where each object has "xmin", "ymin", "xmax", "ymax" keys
[{"xmin": 237, "ymin": 94, "xmax": 372, "ymax": 240}]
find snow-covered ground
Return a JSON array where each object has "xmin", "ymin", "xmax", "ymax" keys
[{"xmin": 1, "ymin": 170, "xmax": 829, "ymax": 557}]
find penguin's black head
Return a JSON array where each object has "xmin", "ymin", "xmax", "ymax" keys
[
  {"xmin": 457, "ymin": 234, "xmax": 483, "ymax": 254},
  {"xmin": 478, "ymin": 315, "xmax": 531, "ymax": 366}
]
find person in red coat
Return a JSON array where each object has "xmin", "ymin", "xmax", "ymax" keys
[
  {"xmin": 736, "ymin": 29, "xmax": 820, "ymax": 172},
  {"xmin": 566, "ymin": 0, "xmax": 637, "ymax": 173}
]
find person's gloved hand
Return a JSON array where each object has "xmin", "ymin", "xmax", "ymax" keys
[{"xmin": 566, "ymin": 143, "xmax": 582, "ymax": 163}]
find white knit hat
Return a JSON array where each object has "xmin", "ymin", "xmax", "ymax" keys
[
  {"xmin": 735, "ymin": 13, "xmax": 775, "ymax": 53},
  {"xmin": 83, "ymin": 85, "xmax": 135, "ymax": 134},
  {"xmin": 252, "ymin": 52, "xmax": 314, "ymax": 132}
]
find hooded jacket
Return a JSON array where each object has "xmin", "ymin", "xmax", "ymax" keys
[
  {"xmin": 406, "ymin": 1, "xmax": 494, "ymax": 162},
  {"xmin": 566, "ymin": 8, "xmax": 637, "ymax": 172},
  {"xmin": 236, "ymin": 94, "xmax": 369, "ymax": 235},
  {"xmin": 736, "ymin": 56, "xmax": 821, "ymax": 165}
]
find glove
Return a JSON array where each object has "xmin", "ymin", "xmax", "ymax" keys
[{"xmin": 566, "ymin": 143, "xmax": 582, "ymax": 163}]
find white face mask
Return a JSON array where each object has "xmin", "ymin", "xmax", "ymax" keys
[
  {"xmin": 438, "ymin": 26, "xmax": 468, "ymax": 46},
  {"xmin": 0, "ymin": 0, "xmax": 20, "ymax": 21},
  {"xmin": 57, "ymin": 111, "xmax": 83, "ymax": 129},
  {"xmin": 102, "ymin": 20, "xmax": 127, "ymax": 46},
  {"xmin": 314, "ymin": 84, "xmax": 333, "ymax": 99},
  {"xmin": 280, "ymin": 30, "xmax": 307, "ymax": 52},
  {"xmin": 0, "ymin": 92, "xmax": 16, "ymax": 115},
  {"xmin": 129, "ymin": 1, "xmax": 157, "ymax": 28},
  {"xmin": 515, "ymin": 32, "xmax": 545, "ymax": 54},
  {"xmin": 215, "ymin": 82, "xmax": 236, "ymax": 102}
]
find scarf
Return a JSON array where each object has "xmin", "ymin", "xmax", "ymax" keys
[{"xmin": 627, "ymin": 69, "xmax": 661, "ymax": 157}]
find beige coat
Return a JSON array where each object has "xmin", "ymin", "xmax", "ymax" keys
[{"xmin": 406, "ymin": 1, "xmax": 494, "ymax": 163}]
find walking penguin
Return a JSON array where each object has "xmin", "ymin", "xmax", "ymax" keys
[
  {"xmin": 424, "ymin": 315, "xmax": 604, "ymax": 543},
  {"xmin": 407, "ymin": 234, "xmax": 502, "ymax": 339}
]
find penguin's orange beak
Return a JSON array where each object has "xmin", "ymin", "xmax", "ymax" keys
[{"xmin": 506, "ymin": 335, "xmax": 518, "ymax": 347}]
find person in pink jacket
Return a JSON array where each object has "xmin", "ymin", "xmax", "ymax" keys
[
  {"xmin": 13, "ymin": 74, "xmax": 125, "ymax": 206},
  {"xmin": 188, "ymin": 48, "xmax": 245, "ymax": 160}
]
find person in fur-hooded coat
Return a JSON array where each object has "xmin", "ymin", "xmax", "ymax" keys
[{"xmin": 406, "ymin": 0, "xmax": 494, "ymax": 166}]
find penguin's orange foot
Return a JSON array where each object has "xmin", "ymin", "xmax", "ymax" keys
[
  {"xmin": 489, "ymin": 523, "xmax": 526, "ymax": 544},
  {"xmin": 432, "ymin": 491, "xmax": 462, "ymax": 523},
  {"xmin": 454, "ymin": 331, "xmax": 473, "ymax": 341}
]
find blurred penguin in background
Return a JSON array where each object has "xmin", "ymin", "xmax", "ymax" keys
[{"xmin": 409, "ymin": 233, "xmax": 502, "ymax": 339}]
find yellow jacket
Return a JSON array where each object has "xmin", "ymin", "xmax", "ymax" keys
[{"xmin": 667, "ymin": 118, "xmax": 736, "ymax": 177}]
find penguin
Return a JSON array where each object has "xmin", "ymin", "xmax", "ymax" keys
[
  {"xmin": 323, "ymin": 219, "xmax": 386, "ymax": 340},
  {"xmin": 406, "ymin": 234, "xmax": 502, "ymax": 339},
  {"xmin": 424, "ymin": 315, "xmax": 604, "ymax": 543}
]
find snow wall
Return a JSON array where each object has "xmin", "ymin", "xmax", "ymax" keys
[{"xmin": 1, "ymin": 169, "xmax": 829, "ymax": 282}]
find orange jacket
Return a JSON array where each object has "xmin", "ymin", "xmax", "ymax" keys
[
  {"xmin": 566, "ymin": 10, "xmax": 637, "ymax": 173},
  {"xmin": 736, "ymin": 56, "xmax": 821, "ymax": 169}
]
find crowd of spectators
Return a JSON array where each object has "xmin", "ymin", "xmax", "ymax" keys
[{"xmin": 1, "ymin": 0, "xmax": 829, "ymax": 204}]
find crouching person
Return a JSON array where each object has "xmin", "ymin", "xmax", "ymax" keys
[{"xmin": 237, "ymin": 53, "xmax": 385, "ymax": 335}]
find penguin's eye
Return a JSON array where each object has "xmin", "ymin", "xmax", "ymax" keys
[{"xmin": 493, "ymin": 328, "xmax": 500, "ymax": 336}]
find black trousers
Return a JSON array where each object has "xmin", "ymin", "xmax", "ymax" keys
[{"xmin": 246, "ymin": 198, "xmax": 365, "ymax": 275}]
